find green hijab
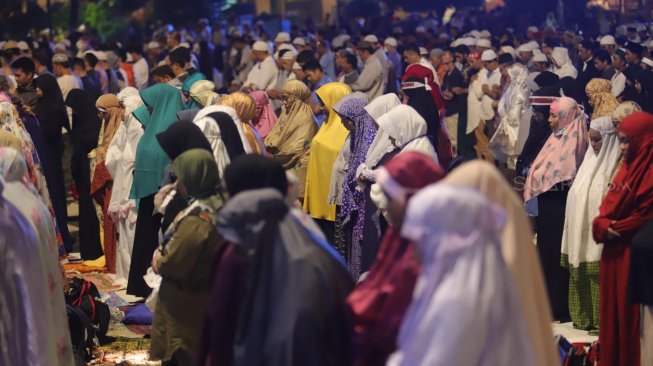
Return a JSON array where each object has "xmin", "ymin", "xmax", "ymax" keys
[
  {"xmin": 173, "ymin": 149, "xmax": 221, "ymax": 199},
  {"xmin": 130, "ymin": 83, "xmax": 184, "ymax": 201}
]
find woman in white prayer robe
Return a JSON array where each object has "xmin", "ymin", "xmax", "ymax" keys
[
  {"xmin": 105, "ymin": 87, "xmax": 144, "ymax": 283},
  {"xmin": 387, "ymin": 184, "xmax": 535, "ymax": 366}
]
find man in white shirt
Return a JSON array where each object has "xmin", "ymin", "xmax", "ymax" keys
[
  {"xmin": 243, "ymin": 41, "xmax": 278, "ymax": 92},
  {"xmin": 52, "ymin": 54, "xmax": 81, "ymax": 101},
  {"xmin": 351, "ymin": 41, "xmax": 384, "ymax": 100},
  {"xmin": 51, "ymin": 54, "xmax": 81, "ymax": 128},
  {"xmin": 610, "ymin": 49, "xmax": 627, "ymax": 97},
  {"xmin": 364, "ymin": 34, "xmax": 389, "ymax": 91},
  {"xmin": 600, "ymin": 35, "xmax": 617, "ymax": 54},
  {"xmin": 127, "ymin": 44, "xmax": 149, "ymax": 90},
  {"xmin": 474, "ymin": 49, "xmax": 501, "ymax": 162}
]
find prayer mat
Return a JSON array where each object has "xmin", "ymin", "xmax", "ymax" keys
[
  {"xmin": 89, "ymin": 350, "xmax": 160, "ymax": 366},
  {"xmin": 82, "ymin": 272, "xmax": 122, "ymax": 292},
  {"xmin": 64, "ymin": 262, "xmax": 108, "ymax": 273},
  {"xmin": 99, "ymin": 337, "xmax": 150, "ymax": 352}
]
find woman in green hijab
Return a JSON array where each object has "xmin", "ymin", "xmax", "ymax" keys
[
  {"xmin": 150, "ymin": 149, "xmax": 224, "ymax": 366},
  {"xmin": 128, "ymin": 83, "xmax": 184, "ymax": 297}
]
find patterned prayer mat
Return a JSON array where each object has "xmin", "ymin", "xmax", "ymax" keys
[
  {"xmin": 89, "ymin": 350, "xmax": 160, "ymax": 366},
  {"xmin": 99, "ymin": 337, "xmax": 150, "ymax": 352}
]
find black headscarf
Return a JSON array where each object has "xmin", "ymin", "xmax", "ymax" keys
[
  {"xmin": 556, "ymin": 76, "xmax": 583, "ymax": 105},
  {"xmin": 222, "ymin": 155, "xmax": 288, "ymax": 197},
  {"xmin": 516, "ymin": 85, "xmax": 558, "ymax": 176},
  {"xmin": 65, "ymin": 89, "xmax": 102, "ymax": 154},
  {"xmin": 33, "ymin": 74, "xmax": 69, "ymax": 140},
  {"xmin": 214, "ymin": 188, "xmax": 353, "ymax": 366},
  {"xmin": 533, "ymin": 71, "xmax": 559, "ymax": 88},
  {"xmin": 403, "ymin": 77, "xmax": 439, "ymax": 151},
  {"xmin": 156, "ymin": 120, "xmax": 212, "ymax": 161},
  {"xmin": 636, "ymin": 69, "xmax": 653, "ymax": 114},
  {"xmin": 206, "ymin": 111, "xmax": 247, "ymax": 160}
]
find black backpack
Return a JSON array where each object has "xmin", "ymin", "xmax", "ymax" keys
[
  {"xmin": 66, "ymin": 304, "xmax": 97, "ymax": 365},
  {"xmin": 65, "ymin": 277, "xmax": 111, "ymax": 336}
]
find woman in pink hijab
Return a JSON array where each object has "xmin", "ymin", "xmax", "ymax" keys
[
  {"xmin": 250, "ymin": 91, "xmax": 278, "ymax": 140},
  {"xmin": 524, "ymin": 96, "xmax": 588, "ymax": 322}
]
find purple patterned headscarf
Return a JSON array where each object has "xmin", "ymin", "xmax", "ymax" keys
[{"xmin": 334, "ymin": 96, "xmax": 378, "ymax": 279}]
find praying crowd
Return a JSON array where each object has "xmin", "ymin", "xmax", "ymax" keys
[{"xmin": 2, "ymin": 9, "xmax": 653, "ymax": 366}]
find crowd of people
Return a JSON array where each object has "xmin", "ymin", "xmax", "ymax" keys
[{"xmin": 2, "ymin": 9, "xmax": 653, "ymax": 366}]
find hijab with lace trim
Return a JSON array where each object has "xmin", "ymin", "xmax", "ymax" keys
[{"xmin": 586, "ymin": 78, "xmax": 619, "ymax": 121}]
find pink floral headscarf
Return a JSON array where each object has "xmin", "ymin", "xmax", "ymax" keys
[
  {"xmin": 524, "ymin": 96, "xmax": 589, "ymax": 202},
  {"xmin": 250, "ymin": 91, "xmax": 278, "ymax": 140}
]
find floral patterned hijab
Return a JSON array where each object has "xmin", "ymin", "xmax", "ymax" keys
[
  {"xmin": 524, "ymin": 97, "xmax": 589, "ymax": 202},
  {"xmin": 333, "ymin": 95, "xmax": 378, "ymax": 279}
]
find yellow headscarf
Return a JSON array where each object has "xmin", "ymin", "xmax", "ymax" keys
[
  {"xmin": 265, "ymin": 80, "xmax": 318, "ymax": 198},
  {"xmin": 303, "ymin": 82, "xmax": 351, "ymax": 221},
  {"xmin": 218, "ymin": 92, "xmax": 263, "ymax": 154},
  {"xmin": 585, "ymin": 78, "xmax": 618, "ymax": 121},
  {"xmin": 189, "ymin": 80, "xmax": 219, "ymax": 108}
]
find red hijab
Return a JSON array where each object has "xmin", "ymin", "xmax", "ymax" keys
[
  {"xmin": 401, "ymin": 64, "xmax": 453, "ymax": 166},
  {"xmin": 593, "ymin": 111, "xmax": 653, "ymax": 243},
  {"xmin": 347, "ymin": 152, "xmax": 445, "ymax": 366},
  {"xmin": 401, "ymin": 63, "xmax": 446, "ymax": 119}
]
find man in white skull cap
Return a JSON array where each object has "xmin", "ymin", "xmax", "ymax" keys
[
  {"xmin": 274, "ymin": 32, "xmax": 291, "ymax": 51},
  {"xmin": 472, "ymin": 49, "xmax": 501, "ymax": 162},
  {"xmin": 243, "ymin": 41, "xmax": 278, "ymax": 92},
  {"xmin": 364, "ymin": 34, "xmax": 390, "ymax": 92},
  {"xmin": 600, "ymin": 35, "xmax": 617, "ymax": 54},
  {"xmin": 517, "ymin": 43, "xmax": 535, "ymax": 71}
]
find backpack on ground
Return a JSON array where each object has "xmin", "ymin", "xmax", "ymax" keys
[
  {"xmin": 66, "ymin": 304, "xmax": 98, "ymax": 366},
  {"xmin": 65, "ymin": 277, "xmax": 111, "ymax": 336}
]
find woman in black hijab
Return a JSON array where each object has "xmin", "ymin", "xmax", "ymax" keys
[
  {"xmin": 155, "ymin": 120, "xmax": 213, "ymax": 232},
  {"xmin": 222, "ymin": 154, "xmax": 288, "ymax": 197},
  {"xmin": 65, "ymin": 89, "xmax": 102, "ymax": 260},
  {"xmin": 516, "ymin": 85, "xmax": 559, "ymax": 183},
  {"xmin": 402, "ymin": 78, "xmax": 440, "ymax": 152},
  {"xmin": 156, "ymin": 120, "xmax": 213, "ymax": 162},
  {"xmin": 206, "ymin": 111, "xmax": 247, "ymax": 160},
  {"xmin": 199, "ymin": 155, "xmax": 353, "ymax": 366},
  {"xmin": 33, "ymin": 74, "xmax": 73, "ymax": 251}
]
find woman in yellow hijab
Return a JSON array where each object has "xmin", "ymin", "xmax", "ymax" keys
[
  {"xmin": 303, "ymin": 82, "xmax": 351, "ymax": 242},
  {"xmin": 218, "ymin": 92, "xmax": 267, "ymax": 154},
  {"xmin": 585, "ymin": 78, "xmax": 619, "ymax": 121}
]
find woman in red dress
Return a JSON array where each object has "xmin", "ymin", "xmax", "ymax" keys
[{"xmin": 593, "ymin": 111, "xmax": 653, "ymax": 366}]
